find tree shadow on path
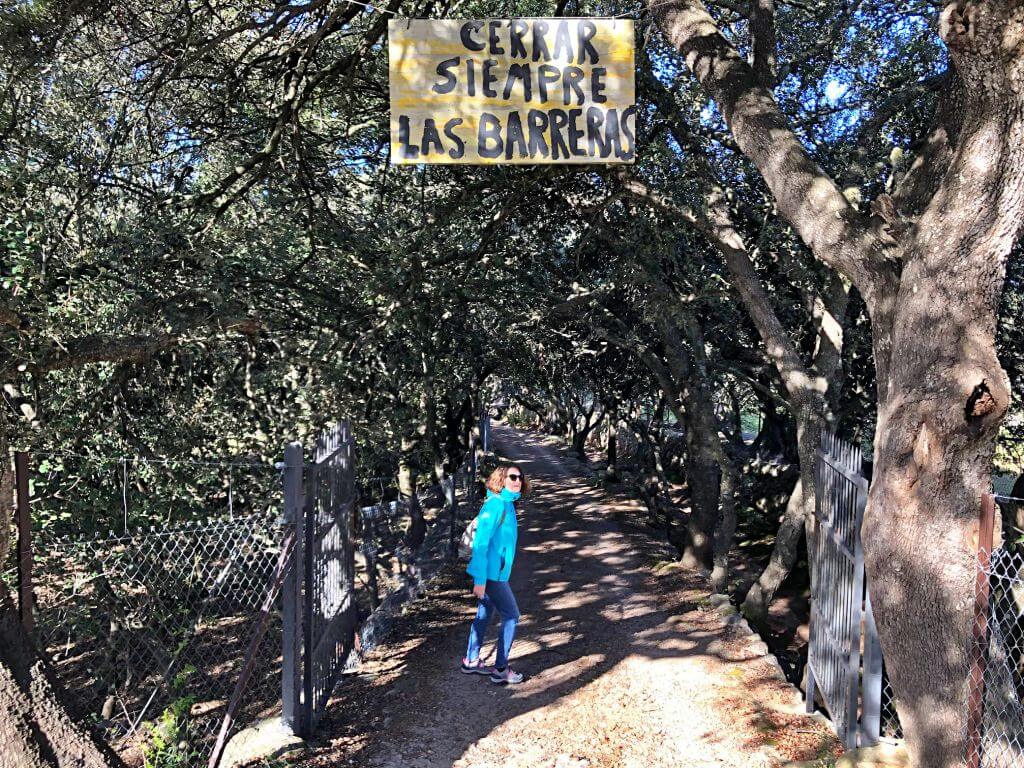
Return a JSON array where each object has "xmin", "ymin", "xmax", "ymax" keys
[{"xmin": 301, "ymin": 425, "xmax": 834, "ymax": 768}]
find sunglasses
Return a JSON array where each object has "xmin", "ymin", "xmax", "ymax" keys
[{"xmin": 507, "ymin": 473, "xmax": 523, "ymax": 482}]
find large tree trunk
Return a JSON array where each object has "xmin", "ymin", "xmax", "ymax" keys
[
  {"xmin": 656, "ymin": 314, "xmax": 723, "ymax": 571},
  {"xmin": 682, "ymin": 445, "xmax": 720, "ymax": 570},
  {"xmin": 864, "ymin": 7, "xmax": 1024, "ymax": 761},
  {"xmin": 710, "ymin": 380, "xmax": 742, "ymax": 594},
  {"xmin": 650, "ymin": 1, "xmax": 1024, "ymax": 763},
  {"xmin": 710, "ymin": 457, "xmax": 739, "ymax": 594}
]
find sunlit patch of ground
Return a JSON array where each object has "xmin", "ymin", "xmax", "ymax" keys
[{"xmin": 296, "ymin": 425, "xmax": 840, "ymax": 768}]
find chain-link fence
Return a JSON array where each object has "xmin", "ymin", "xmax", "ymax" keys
[
  {"xmin": 879, "ymin": 665, "xmax": 903, "ymax": 740},
  {"xmin": 3, "ymin": 416, "xmax": 491, "ymax": 765},
  {"xmin": 31, "ymin": 511, "xmax": 288, "ymax": 764},
  {"xmin": 967, "ymin": 496, "xmax": 1024, "ymax": 768}
]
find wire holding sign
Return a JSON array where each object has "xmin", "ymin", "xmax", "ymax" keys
[{"xmin": 388, "ymin": 18, "xmax": 636, "ymax": 165}]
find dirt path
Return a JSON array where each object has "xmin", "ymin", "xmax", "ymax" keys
[{"xmin": 299, "ymin": 425, "xmax": 839, "ymax": 768}]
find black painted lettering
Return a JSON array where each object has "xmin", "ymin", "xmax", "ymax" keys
[
  {"xmin": 420, "ymin": 118, "xmax": 444, "ymax": 156},
  {"xmin": 586, "ymin": 106, "xmax": 609, "ymax": 157},
  {"xmin": 510, "ymin": 20, "xmax": 529, "ymax": 58},
  {"xmin": 460, "ymin": 21, "xmax": 485, "ymax": 51},
  {"xmin": 563, "ymin": 67, "xmax": 585, "ymax": 105},
  {"xmin": 398, "ymin": 115, "xmax": 419, "ymax": 159},
  {"xmin": 567, "ymin": 108, "xmax": 584, "ymax": 156},
  {"xmin": 619, "ymin": 106, "xmax": 636, "ymax": 160},
  {"xmin": 478, "ymin": 112, "xmax": 503, "ymax": 158},
  {"xmin": 577, "ymin": 21, "xmax": 599, "ymax": 64},
  {"xmin": 444, "ymin": 118, "xmax": 465, "ymax": 159},
  {"xmin": 527, "ymin": 109, "xmax": 549, "ymax": 157},
  {"xmin": 553, "ymin": 21, "xmax": 573, "ymax": 61},
  {"xmin": 537, "ymin": 64, "xmax": 560, "ymax": 102},
  {"xmin": 532, "ymin": 21, "xmax": 551, "ymax": 62},
  {"xmin": 482, "ymin": 59, "xmax": 499, "ymax": 98},
  {"xmin": 591, "ymin": 67, "xmax": 607, "ymax": 103},
  {"xmin": 505, "ymin": 111, "xmax": 528, "ymax": 159},
  {"xmin": 504, "ymin": 63, "xmax": 533, "ymax": 102},
  {"xmin": 604, "ymin": 108, "xmax": 621, "ymax": 158},
  {"xmin": 395, "ymin": 115, "xmax": 419, "ymax": 159},
  {"xmin": 488, "ymin": 20, "xmax": 505, "ymax": 54},
  {"xmin": 432, "ymin": 56, "xmax": 460, "ymax": 95},
  {"xmin": 549, "ymin": 108, "xmax": 570, "ymax": 160},
  {"xmin": 467, "ymin": 58, "xmax": 476, "ymax": 97}
]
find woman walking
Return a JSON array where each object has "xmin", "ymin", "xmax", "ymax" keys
[{"xmin": 461, "ymin": 463, "xmax": 530, "ymax": 684}]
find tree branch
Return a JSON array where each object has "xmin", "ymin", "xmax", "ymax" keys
[
  {"xmin": 5, "ymin": 317, "xmax": 260, "ymax": 378},
  {"xmin": 647, "ymin": 0, "xmax": 898, "ymax": 304},
  {"xmin": 749, "ymin": 0, "xmax": 777, "ymax": 87}
]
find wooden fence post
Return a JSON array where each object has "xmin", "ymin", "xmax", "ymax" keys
[
  {"xmin": 281, "ymin": 442, "xmax": 304, "ymax": 736},
  {"xmin": 15, "ymin": 451, "xmax": 33, "ymax": 634},
  {"xmin": 965, "ymin": 492, "xmax": 996, "ymax": 768}
]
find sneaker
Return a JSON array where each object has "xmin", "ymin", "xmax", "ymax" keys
[
  {"xmin": 489, "ymin": 666, "xmax": 524, "ymax": 685},
  {"xmin": 460, "ymin": 657, "xmax": 492, "ymax": 675}
]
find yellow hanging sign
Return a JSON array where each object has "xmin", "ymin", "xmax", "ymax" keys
[{"xmin": 388, "ymin": 18, "xmax": 636, "ymax": 165}]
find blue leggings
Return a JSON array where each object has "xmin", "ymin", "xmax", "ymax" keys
[{"xmin": 466, "ymin": 580, "xmax": 520, "ymax": 670}]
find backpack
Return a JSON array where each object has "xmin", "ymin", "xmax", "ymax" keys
[{"xmin": 458, "ymin": 505, "xmax": 507, "ymax": 561}]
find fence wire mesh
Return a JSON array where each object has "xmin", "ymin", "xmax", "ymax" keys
[
  {"xmin": 968, "ymin": 498, "xmax": 1024, "ymax": 768},
  {"xmin": 880, "ymin": 665, "xmax": 903, "ymax": 740},
  {"xmin": 3, "ymin": 418, "xmax": 490, "ymax": 763},
  {"xmin": 303, "ymin": 423, "xmax": 357, "ymax": 734},
  {"xmin": 23, "ymin": 511, "xmax": 288, "ymax": 765}
]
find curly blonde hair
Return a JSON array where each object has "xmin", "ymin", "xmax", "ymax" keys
[{"xmin": 485, "ymin": 464, "xmax": 531, "ymax": 496}]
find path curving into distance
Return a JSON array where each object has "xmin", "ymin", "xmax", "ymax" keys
[{"xmin": 300, "ymin": 424, "xmax": 839, "ymax": 768}]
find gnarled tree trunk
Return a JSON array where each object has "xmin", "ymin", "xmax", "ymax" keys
[
  {"xmin": 864, "ymin": 7, "xmax": 1024, "ymax": 758},
  {"xmin": 649, "ymin": 2, "xmax": 1024, "ymax": 763}
]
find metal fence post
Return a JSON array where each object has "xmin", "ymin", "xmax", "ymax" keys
[
  {"xmin": 860, "ymin": 588, "xmax": 883, "ymax": 746},
  {"xmin": 966, "ymin": 492, "xmax": 996, "ymax": 768},
  {"xmin": 806, "ymin": 433, "xmax": 824, "ymax": 716},
  {"xmin": 844, "ymin": 444, "xmax": 867, "ymax": 750},
  {"xmin": 281, "ymin": 442, "xmax": 304, "ymax": 736},
  {"xmin": 302, "ymin": 454, "xmax": 316, "ymax": 740},
  {"xmin": 15, "ymin": 451, "xmax": 33, "ymax": 634}
]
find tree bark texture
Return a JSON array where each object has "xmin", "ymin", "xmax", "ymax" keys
[
  {"xmin": 656, "ymin": 314, "xmax": 723, "ymax": 571},
  {"xmin": 864, "ymin": 5, "xmax": 1024, "ymax": 761},
  {"xmin": 0, "ymin": 587, "xmax": 123, "ymax": 768},
  {"xmin": 650, "ymin": 1, "xmax": 1024, "ymax": 763}
]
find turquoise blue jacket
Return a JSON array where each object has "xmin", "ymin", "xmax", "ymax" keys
[{"xmin": 466, "ymin": 488, "xmax": 520, "ymax": 586}]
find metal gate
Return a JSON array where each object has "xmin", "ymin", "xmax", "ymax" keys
[
  {"xmin": 807, "ymin": 430, "xmax": 868, "ymax": 747},
  {"xmin": 806, "ymin": 429, "xmax": 903, "ymax": 748},
  {"xmin": 281, "ymin": 422, "xmax": 357, "ymax": 737}
]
